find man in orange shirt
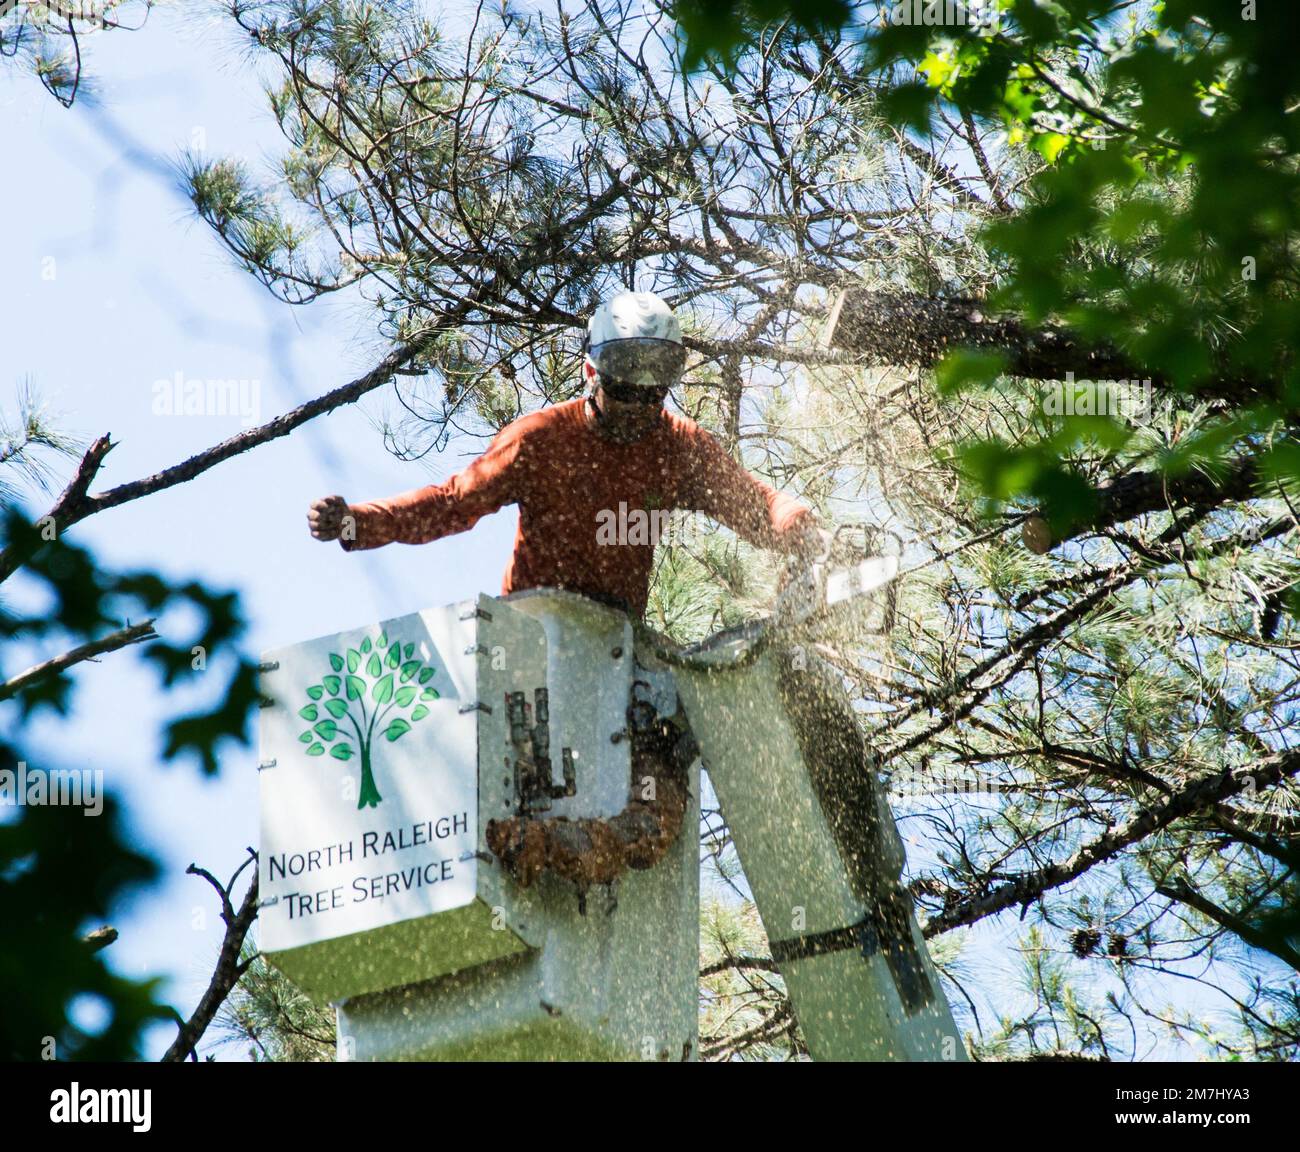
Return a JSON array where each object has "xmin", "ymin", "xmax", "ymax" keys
[{"xmin": 308, "ymin": 291, "xmax": 827, "ymax": 618}]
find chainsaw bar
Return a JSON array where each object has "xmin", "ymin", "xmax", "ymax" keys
[{"xmin": 775, "ymin": 554, "xmax": 900, "ymax": 633}]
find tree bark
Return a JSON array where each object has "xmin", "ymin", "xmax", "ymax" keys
[{"xmin": 823, "ymin": 288, "xmax": 1265, "ymax": 404}]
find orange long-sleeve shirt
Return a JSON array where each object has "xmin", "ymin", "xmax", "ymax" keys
[{"xmin": 341, "ymin": 396, "xmax": 816, "ymax": 617}]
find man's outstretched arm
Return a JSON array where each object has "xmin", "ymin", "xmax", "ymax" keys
[
  {"xmin": 307, "ymin": 423, "xmax": 527, "ymax": 551},
  {"xmin": 683, "ymin": 427, "xmax": 828, "ymax": 562}
]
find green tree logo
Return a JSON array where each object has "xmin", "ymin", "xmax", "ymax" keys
[{"xmin": 296, "ymin": 632, "xmax": 439, "ymax": 809}]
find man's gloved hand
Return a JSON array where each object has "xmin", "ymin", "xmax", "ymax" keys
[
  {"xmin": 778, "ymin": 521, "xmax": 833, "ymax": 601},
  {"xmin": 307, "ymin": 494, "xmax": 352, "ymax": 542},
  {"xmin": 789, "ymin": 520, "xmax": 834, "ymax": 567}
]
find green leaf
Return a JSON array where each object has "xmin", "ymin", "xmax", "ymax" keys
[
  {"xmin": 961, "ymin": 440, "xmax": 1043, "ymax": 500},
  {"xmin": 384, "ymin": 718, "xmax": 411, "ymax": 741},
  {"xmin": 298, "ymin": 731, "xmax": 313, "ymax": 744},
  {"xmin": 395, "ymin": 685, "xmax": 417, "ymax": 707},
  {"xmin": 403, "ymin": 643, "xmax": 414, "ymax": 660},
  {"xmin": 347, "ymin": 649, "xmax": 360, "ymax": 673},
  {"xmin": 1031, "ymin": 132, "xmax": 1069, "ymax": 164},
  {"xmin": 417, "ymin": 667, "xmax": 435, "ymax": 685},
  {"xmin": 1035, "ymin": 466, "xmax": 1099, "ymax": 536},
  {"xmin": 400, "ymin": 660, "xmax": 421, "ymax": 682},
  {"xmin": 329, "ymin": 652, "xmax": 344, "ymax": 672},
  {"xmin": 411, "ymin": 705, "xmax": 429, "ymax": 722},
  {"xmin": 361, "ymin": 637, "xmax": 372, "ymax": 653},
  {"xmin": 1259, "ymin": 442, "xmax": 1300, "ymax": 485},
  {"xmin": 1052, "ymin": 413, "xmax": 1133, "ymax": 453},
  {"xmin": 298, "ymin": 704, "xmax": 319, "ymax": 721},
  {"xmin": 918, "ymin": 49, "xmax": 956, "ymax": 90},
  {"xmin": 373, "ymin": 673, "xmax": 394, "ymax": 705},
  {"xmin": 314, "ymin": 720, "xmax": 338, "ymax": 740},
  {"xmin": 1161, "ymin": 412, "xmax": 1259, "ymax": 475},
  {"xmin": 377, "ymin": 631, "xmax": 388, "ymax": 650},
  {"xmin": 367, "ymin": 652, "xmax": 383, "ymax": 678},
  {"xmin": 880, "ymin": 81, "xmax": 934, "ymax": 134},
  {"xmin": 420, "ymin": 687, "xmax": 439, "ymax": 700},
  {"xmin": 325, "ymin": 698, "xmax": 349, "ymax": 719},
  {"xmin": 323, "ymin": 674, "xmax": 341, "ymax": 696},
  {"xmin": 306, "ymin": 684, "xmax": 324, "ymax": 700},
  {"xmin": 306, "ymin": 743, "xmax": 325, "ymax": 756},
  {"xmin": 330, "ymin": 743, "xmax": 354, "ymax": 761},
  {"xmin": 346, "ymin": 675, "xmax": 366, "ymax": 700},
  {"xmin": 936, "ymin": 350, "xmax": 1008, "ymax": 397},
  {"xmin": 387, "ymin": 642, "xmax": 401, "ymax": 668}
]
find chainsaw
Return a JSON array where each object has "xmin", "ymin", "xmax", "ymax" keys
[{"xmin": 774, "ymin": 522, "xmax": 902, "ymax": 637}]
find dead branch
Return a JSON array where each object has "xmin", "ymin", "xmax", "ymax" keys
[
  {"xmin": 0, "ymin": 620, "xmax": 157, "ymax": 701},
  {"xmin": 161, "ymin": 848, "xmax": 260, "ymax": 1063}
]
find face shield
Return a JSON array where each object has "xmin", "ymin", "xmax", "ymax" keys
[{"xmin": 587, "ymin": 338, "xmax": 687, "ymax": 392}]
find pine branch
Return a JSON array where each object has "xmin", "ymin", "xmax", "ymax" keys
[
  {"xmin": 923, "ymin": 745, "xmax": 1300, "ymax": 937},
  {"xmin": 699, "ymin": 955, "xmax": 780, "ymax": 978},
  {"xmin": 1155, "ymin": 879, "xmax": 1300, "ymax": 972},
  {"xmin": 1023, "ymin": 454, "xmax": 1263, "ymax": 555},
  {"xmin": 700, "ymin": 1004, "xmax": 797, "ymax": 1060}
]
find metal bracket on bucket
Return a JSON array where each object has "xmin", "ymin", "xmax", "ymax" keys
[
  {"xmin": 506, "ymin": 687, "xmax": 577, "ymax": 815},
  {"xmin": 768, "ymin": 893, "xmax": 935, "ymax": 1018}
]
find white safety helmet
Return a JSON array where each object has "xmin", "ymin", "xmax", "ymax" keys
[{"xmin": 583, "ymin": 290, "xmax": 687, "ymax": 392}]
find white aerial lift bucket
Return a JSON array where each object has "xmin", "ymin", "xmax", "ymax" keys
[
  {"xmin": 639, "ymin": 547, "xmax": 968, "ymax": 1062},
  {"xmin": 258, "ymin": 589, "xmax": 699, "ymax": 1061},
  {"xmin": 259, "ymin": 542, "xmax": 963, "ymax": 1061}
]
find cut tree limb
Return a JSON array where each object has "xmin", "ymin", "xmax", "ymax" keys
[
  {"xmin": 1034, "ymin": 456, "xmax": 1262, "ymax": 553},
  {"xmin": 822, "ymin": 288, "xmax": 1266, "ymax": 404}
]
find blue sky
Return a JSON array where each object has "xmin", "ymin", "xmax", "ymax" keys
[{"xmin": 1, "ymin": 1, "xmax": 518, "ymax": 1059}]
